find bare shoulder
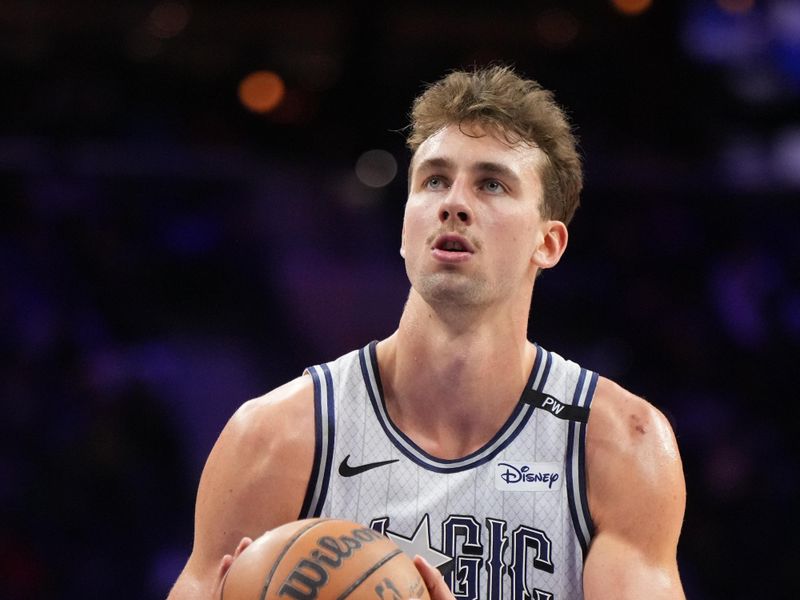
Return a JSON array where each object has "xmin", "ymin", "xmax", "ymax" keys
[
  {"xmin": 586, "ymin": 376, "xmax": 685, "ymax": 559},
  {"xmin": 172, "ymin": 374, "xmax": 316, "ymax": 598},
  {"xmin": 225, "ymin": 374, "xmax": 316, "ymax": 459},
  {"xmin": 587, "ymin": 377, "xmax": 681, "ymax": 469},
  {"xmin": 204, "ymin": 374, "xmax": 317, "ymax": 531}
]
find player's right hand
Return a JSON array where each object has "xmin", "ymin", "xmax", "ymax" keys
[{"xmin": 412, "ymin": 555, "xmax": 455, "ymax": 600}]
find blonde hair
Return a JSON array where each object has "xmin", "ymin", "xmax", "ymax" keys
[{"xmin": 407, "ymin": 65, "xmax": 582, "ymax": 224}]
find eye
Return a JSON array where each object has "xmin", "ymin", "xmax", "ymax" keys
[
  {"xmin": 424, "ymin": 176, "xmax": 447, "ymax": 190},
  {"xmin": 482, "ymin": 179, "xmax": 506, "ymax": 194}
]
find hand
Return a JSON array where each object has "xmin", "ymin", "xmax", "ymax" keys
[
  {"xmin": 412, "ymin": 555, "xmax": 455, "ymax": 600},
  {"xmin": 216, "ymin": 536, "xmax": 253, "ymax": 583}
]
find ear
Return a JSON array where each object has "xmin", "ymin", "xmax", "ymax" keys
[
  {"xmin": 532, "ymin": 220, "xmax": 568, "ymax": 270},
  {"xmin": 399, "ymin": 225, "xmax": 406, "ymax": 258}
]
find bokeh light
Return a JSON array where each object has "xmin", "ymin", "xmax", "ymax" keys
[
  {"xmin": 146, "ymin": 1, "xmax": 191, "ymax": 40},
  {"xmin": 238, "ymin": 71, "xmax": 286, "ymax": 114},
  {"xmin": 355, "ymin": 149, "xmax": 398, "ymax": 188},
  {"xmin": 717, "ymin": 0, "xmax": 755, "ymax": 15},
  {"xmin": 611, "ymin": 0, "xmax": 653, "ymax": 16},
  {"xmin": 535, "ymin": 9, "xmax": 580, "ymax": 49},
  {"xmin": 356, "ymin": 150, "xmax": 397, "ymax": 187}
]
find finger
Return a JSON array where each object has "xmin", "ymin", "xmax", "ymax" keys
[
  {"xmin": 413, "ymin": 555, "xmax": 449, "ymax": 598},
  {"xmin": 233, "ymin": 536, "xmax": 253, "ymax": 558},
  {"xmin": 217, "ymin": 535, "xmax": 254, "ymax": 582},
  {"xmin": 217, "ymin": 553, "xmax": 234, "ymax": 579}
]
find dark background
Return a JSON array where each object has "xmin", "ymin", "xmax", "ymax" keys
[{"xmin": 2, "ymin": 0, "xmax": 799, "ymax": 598}]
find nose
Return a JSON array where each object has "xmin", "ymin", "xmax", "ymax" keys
[{"xmin": 439, "ymin": 185, "xmax": 474, "ymax": 226}]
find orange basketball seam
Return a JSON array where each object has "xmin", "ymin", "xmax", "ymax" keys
[
  {"xmin": 334, "ymin": 548, "xmax": 404, "ymax": 600},
  {"xmin": 259, "ymin": 519, "xmax": 333, "ymax": 600}
]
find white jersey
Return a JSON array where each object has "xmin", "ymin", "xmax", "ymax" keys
[{"xmin": 300, "ymin": 342, "xmax": 597, "ymax": 600}]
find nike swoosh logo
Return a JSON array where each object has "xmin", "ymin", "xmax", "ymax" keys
[{"xmin": 338, "ymin": 455, "xmax": 399, "ymax": 477}]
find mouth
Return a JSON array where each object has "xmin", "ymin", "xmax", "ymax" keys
[
  {"xmin": 430, "ymin": 234, "xmax": 474, "ymax": 264},
  {"xmin": 433, "ymin": 234, "xmax": 474, "ymax": 254}
]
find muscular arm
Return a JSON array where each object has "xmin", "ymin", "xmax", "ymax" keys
[
  {"xmin": 168, "ymin": 376, "xmax": 316, "ymax": 600},
  {"xmin": 583, "ymin": 378, "xmax": 686, "ymax": 600}
]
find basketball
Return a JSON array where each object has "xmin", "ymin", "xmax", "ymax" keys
[{"xmin": 220, "ymin": 518, "xmax": 431, "ymax": 599}]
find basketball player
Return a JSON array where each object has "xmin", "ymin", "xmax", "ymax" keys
[{"xmin": 169, "ymin": 65, "xmax": 686, "ymax": 599}]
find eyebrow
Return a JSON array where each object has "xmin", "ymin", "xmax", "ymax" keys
[{"xmin": 413, "ymin": 157, "xmax": 521, "ymax": 187}]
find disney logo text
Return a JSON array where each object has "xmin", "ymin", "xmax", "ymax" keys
[{"xmin": 498, "ymin": 463, "xmax": 560, "ymax": 489}]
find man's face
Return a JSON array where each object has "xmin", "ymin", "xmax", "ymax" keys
[{"xmin": 402, "ymin": 122, "xmax": 553, "ymax": 310}]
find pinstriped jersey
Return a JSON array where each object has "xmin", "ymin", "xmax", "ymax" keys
[{"xmin": 300, "ymin": 342, "xmax": 597, "ymax": 600}]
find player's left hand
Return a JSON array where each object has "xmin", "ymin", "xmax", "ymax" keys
[{"xmin": 412, "ymin": 555, "xmax": 455, "ymax": 600}]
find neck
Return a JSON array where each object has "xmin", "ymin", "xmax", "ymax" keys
[{"xmin": 376, "ymin": 289, "xmax": 537, "ymax": 459}]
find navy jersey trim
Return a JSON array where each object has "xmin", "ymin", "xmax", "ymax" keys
[
  {"xmin": 565, "ymin": 368, "xmax": 598, "ymax": 556},
  {"xmin": 298, "ymin": 364, "xmax": 336, "ymax": 518},
  {"xmin": 529, "ymin": 344, "xmax": 553, "ymax": 392},
  {"xmin": 578, "ymin": 371, "xmax": 598, "ymax": 538},
  {"xmin": 317, "ymin": 363, "xmax": 336, "ymax": 515},
  {"xmin": 298, "ymin": 366, "xmax": 323, "ymax": 518},
  {"xmin": 359, "ymin": 341, "xmax": 550, "ymax": 474}
]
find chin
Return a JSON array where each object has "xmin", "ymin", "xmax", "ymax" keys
[{"xmin": 416, "ymin": 276, "xmax": 488, "ymax": 308}]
